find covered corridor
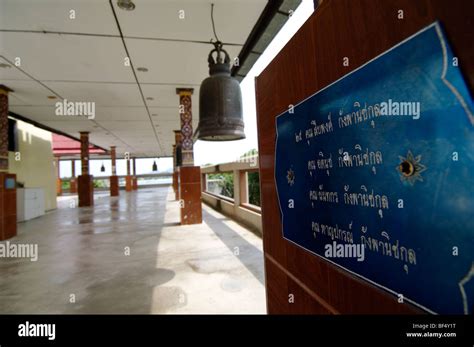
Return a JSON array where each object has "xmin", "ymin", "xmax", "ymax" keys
[
  {"xmin": 0, "ymin": 186, "xmax": 265, "ymax": 314},
  {"xmin": 0, "ymin": 0, "xmax": 472, "ymax": 331}
]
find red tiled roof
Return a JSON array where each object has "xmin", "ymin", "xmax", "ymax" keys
[{"xmin": 52, "ymin": 134, "xmax": 106, "ymax": 155}]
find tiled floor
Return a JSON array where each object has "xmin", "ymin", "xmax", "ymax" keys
[{"xmin": 0, "ymin": 186, "xmax": 266, "ymax": 314}]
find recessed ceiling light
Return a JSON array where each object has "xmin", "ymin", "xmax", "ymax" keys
[
  {"xmin": 117, "ymin": 0, "xmax": 135, "ymax": 11},
  {"xmin": 146, "ymin": 97, "xmax": 154, "ymax": 101},
  {"xmin": 137, "ymin": 67, "xmax": 148, "ymax": 72},
  {"xmin": 0, "ymin": 63, "xmax": 11, "ymax": 69},
  {"xmin": 47, "ymin": 95, "xmax": 57, "ymax": 99}
]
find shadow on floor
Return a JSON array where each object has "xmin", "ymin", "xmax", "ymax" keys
[{"xmin": 203, "ymin": 209, "xmax": 265, "ymax": 285}]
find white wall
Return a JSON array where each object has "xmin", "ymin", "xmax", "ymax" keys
[{"xmin": 8, "ymin": 119, "xmax": 57, "ymax": 211}]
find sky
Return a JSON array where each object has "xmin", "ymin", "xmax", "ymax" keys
[
  {"xmin": 59, "ymin": 0, "xmax": 315, "ymax": 177},
  {"xmin": 59, "ymin": 157, "xmax": 172, "ymax": 178},
  {"xmin": 193, "ymin": 0, "xmax": 314, "ymax": 166}
]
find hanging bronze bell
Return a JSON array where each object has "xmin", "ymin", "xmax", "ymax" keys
[{"xmin": 197, "ymin": 41, "xmax": 245, "ymax": 141}]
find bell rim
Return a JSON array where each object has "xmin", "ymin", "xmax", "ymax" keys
[
  {"xmin": 197, "ymin": 135, "xmax": 246, "ymax": 141},
  {"xmin": 196, "ymin": 127, "xmax": 245, "ymax": 141}
]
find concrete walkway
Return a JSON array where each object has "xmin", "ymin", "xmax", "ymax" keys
[{"xmin": 0, "ymin": 186, "xmax": 266, "ymax": 314}]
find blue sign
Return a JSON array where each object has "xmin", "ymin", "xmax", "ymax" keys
[{"xmin": 275, "ymin": 22, "xmax": 474, "ymax": 314}]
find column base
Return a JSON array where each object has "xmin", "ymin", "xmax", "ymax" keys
[
  {"xmin": 173, "ymin": 171, "xmax": 179, "ymax": 200},
  {"xmin": 110, "ymin": 175, "xmax": 119, "ymax": 196},
  {"xmin": 78, "ymin": 174, "xmax": 94, "ymax": 207},
  {"xmin": 132, "ymin": 177, "xmax": 138, "ymax": 190},
  {"xmin": 0, "ymin": 173, "xmax": 17, "ymax": 241},
  {"xmin": 56, "ymin": 178, "xmax": 62, "ymax": 196},
  {"xmin": 125, "ymin": 175, "xmax": 132, "ymax": 192},
  {"xmin": 179, "ymin": 166, "xmax": 202, "ymax": 225},
  {"xmin": 70, "ymin": 178, "xmax": 77, "ymax": 194}
]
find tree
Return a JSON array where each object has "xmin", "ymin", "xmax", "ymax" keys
[
  {"xmin": 207, "ymin": 172, "xmax": 234, "ymax": 198},
  {"xmin": 248, "ymin": 172, "xmax": 260, "ymax": 206},
  {"xmin": 240, "ymin": 148, "xmax": 258, "ymax": 158}
]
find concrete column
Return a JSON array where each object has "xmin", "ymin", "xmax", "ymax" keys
[
  {"xmin": 132, "ymin": 157, "xmax": 138, "ymax": 190},
  {"xmin": 0, "ymin": 85, "xmax": 13, "ymax": 172},
  {"xmin": 0, "ymin": 85, "xmax": 17, "ymax": 240},
  {"xmin": 239, "ymin": 171, "xmax": 249, "ymax": 205},
  {"xmin": 179, "ymin": 166, "xmax": 202, "ymax": 225},
  {"xmin": 172, "ymin": 144, "xmax": 176, "ymax": 194},
  {"xmin": 55, "ymin": 157, "xmax": 62, "ymax": 196},
  {"xmin": 201, "ymin": 172, "xmax": 207, "ymax": 193},
  {"xmin": 233, "ymin": 170, "xmax": 240, "ymax": 206},
  {"xmin": 125, "ymin": 156, "xmax": 132, "ymax": 192},
  {"xmin": 173, "ymin": 130, "xmax": 182, "ymax": 200},
  {"xmin": 78, "ymin": 131, "xmax": 93, "ymax": 207},
  {"xmin": 70, "ymin": 159, "xmax": 77, "ymax": 194},
  {"xmin": 176, "ymin": 88, "xmax": 194, "ymax": 166},
  {"xmin": 172, "ymin": 145, "xmax": 176, "ymax": 170},
  {"xmin": 109, "ymin": 146, "xmax": 119, "ymax": 196}
]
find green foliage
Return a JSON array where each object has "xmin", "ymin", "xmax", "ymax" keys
[
  {"xmin": 93, "ymin": 179, "xmax": 108, "ymax": 188},
  {"xmin": 61, "ymin": 180, "xmax": 70, "ymax": 190},
  {"xmin": 247, "ymin": 172, "xmax": 260, "ymax": 206},
  {"xmin": 240, "ymin": 148, "xmax": 258, "ymax": 158},
  {"xmin": 208, "ymin": 172, "xmax": 234, "ymax": 198},
  {"xmin": 219, "ymin": 172, "xmax": 234, "ymax": 198}
]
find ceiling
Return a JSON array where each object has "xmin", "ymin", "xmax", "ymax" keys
[{"xmin": 0, "ymin": 0, "xmax": 273, "ymax": 158}]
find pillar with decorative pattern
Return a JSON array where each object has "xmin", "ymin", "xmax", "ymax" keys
[
  {"xmin": 172, "ymin": 144, "xmax": 177, "ymax": 196},
  {"xmin": 70, "ymin": 159, "xmax": 77, "ymax": 194},
  {"xmin": 176, "ymin": 89, "xmax": 201, "ymax": 225},
  {"xmin": 172, "ymin": 144, "xmax": 176, "ymax": 172},
  {"xmin": 0, "ymin": 85, "xmax": 13, "ymax": 172},
  {"xmin": 132, "ymin": 157, "xmax": 138, "ymax": 190},
  {"xmin": 55, "ymin": 157, "xmax": 62, "ymax": 196},
  {"xmin": 173, "ymin": 129, "xmax": 182, "ymax": 200},
  {"xmin": 0, "ymin": 85, "xmax": 17, "ymax": 240},
  {"xmin": 77, "ymin": 131, "xmax": 93, "ymax": 206},
  {"xmin": 125, "ymin": 156, "xmax": 132, "ymax": 192},
  {"xmin": 109, "ymin": 146, "xmax": 119, "ymax": 196},
  {"xmin": 176, "ymin": 88, "xmax": 194, "ymax": 166}
]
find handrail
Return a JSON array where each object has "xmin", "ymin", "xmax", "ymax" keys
[
  {"xmin": 200, "ymin": 155, "xmax": 262, "ymax": 235},
  {"xmin": 201, "ymin": 155, "xmax": 259, "ymax": 173},
  {"xmin": 60, "ymin": 173, "xmax": 172, "ymax": 180}
]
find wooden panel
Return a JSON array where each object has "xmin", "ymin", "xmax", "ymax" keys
[
  {"xmin": 255, "ymin": 0, "xmax": 473, "ymax": 314},
  {"xmin": 265, "ymin": 255, "xmax": 334, "ymax": 314}
]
